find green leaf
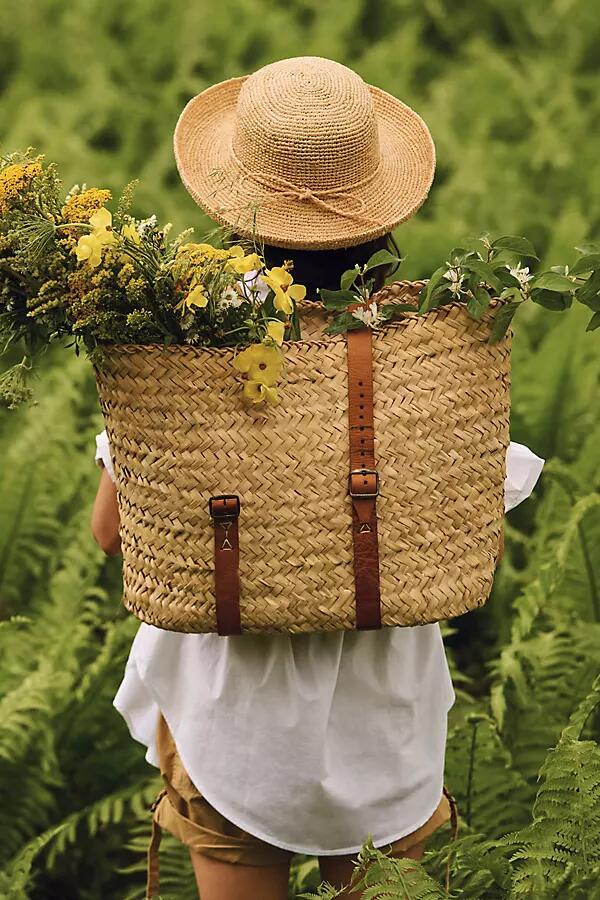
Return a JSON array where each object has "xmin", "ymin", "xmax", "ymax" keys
[
  {"xmin": 491, "ymin": 235, "xmax": 539, "ymax": 259},
  {"xmin": 576, "ymin": 292, "xmax": 600, "ymax": 313},
  {"xmin": 448, "ymin": 246, "xmax": 468, "ymax": 263},
  {"xmin": 318, "ymin": 289, "xmax": 356, "ymax": 309},
  {"xmin": 576, "ymin": 269, "xmax": 600, "ymax": 304},
  {"xmin": 488, "ymin": 301, "xmax": 521, "ymax": 343},
  {"xmin": 499, "ymin": 286, "xmax": 524, "ymax": 302},
  {"xmin": 323, "ymin": 312, "xmax": 363, "ymax": 335},
  {"xmin": 493, "ymin": 265, "xmax": 522, "ymax": 289},
  {"xmin": 364, "ymin": 248, "xmax": 401, "ymax": 272},
  {"xmin": 463, "ymin": 259, "xmax": 503, "ymax": 292},
  {"xmin": 530, "ymin": 289, "xmax": 573, "ymax": 311},
  {"xmin": 569, "ymin": 254, "xmax": 600, "ymax": 276},
  {"xmin": 533, "ymin": 272, "xmax": 576, "ymax": 292},
  {"xmin": 379, "ymin": 303, "xmax": 419, "ymax": 322},
  {"xmin": 340, "ymin": 267, "xmax": 359, "ymax": 291},
  {"xmin": 467, "ymin": 286, "xmax": 492, "ymax": 320},
  {"xmin": 586, "ymin": 311, "xmax": 600, "ymax": 331},
  {"xmin": 574, "ymin": 241, "xmax": 600, "ymax": 255},
  {"xmin": 419, "ymin": 266, "xmax": 448, "ymax": 312}
]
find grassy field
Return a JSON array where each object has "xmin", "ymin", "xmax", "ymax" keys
[{"xmin": 0, "ymin": 1, "xmax": 599, "ymax": 897}]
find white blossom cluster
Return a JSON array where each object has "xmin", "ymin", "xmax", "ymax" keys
[
  {"xmin": 351, "ymin": 300, "xmax": 383, "ymax": 327},
  {"xmin": 508, "ymin": 261, "xmax": 533, "ymax": 287},
  {"xmin": 64, "ymin": 183, "xmax": 87, "ymax": 202},
  {"xmin": 443, "ymin": 264, "xmax": 466, "ymax": 296}
]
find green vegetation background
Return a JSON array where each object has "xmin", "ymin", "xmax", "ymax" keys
[{"xmin": 0, "ymin": 1, "xmax": 599, "ymax": 898}]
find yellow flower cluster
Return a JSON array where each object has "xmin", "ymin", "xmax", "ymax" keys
[
  {"xmin": 61, "ymin": 188, "xmax": 112, "ymax": 227},
  {"xmin": 174, "ymin": 242, "xmax": 263, "ymax": 313},
  {"xmin": 233, "ymin": 341, "xmax": 284, "ymax": 406},
  {"xmin": 0, "ymin": 160, "xmax": 43, "ymax": 214}
]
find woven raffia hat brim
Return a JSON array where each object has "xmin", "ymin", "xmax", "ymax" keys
[{"xmin": 173, "ymin": 73, "xmax": 436, "ymax": 250}]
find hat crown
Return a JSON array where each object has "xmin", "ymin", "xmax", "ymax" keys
[{"xmin": 232, "ymin": 57, "xmax": 381, "ymax": 192}]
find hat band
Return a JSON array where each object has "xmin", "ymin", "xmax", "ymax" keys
[{"xmin": 223, "ymin": 140, "xmax": 385, "ymax": 228}]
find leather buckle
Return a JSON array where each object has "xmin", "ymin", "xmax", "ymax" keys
[
  {"xmin": 208, "ymin": 495, "xmax": 241, "ymax": 519},
  {"xmin": 348, "ymin": 468, "xmax": 379, "ymax": 498}
]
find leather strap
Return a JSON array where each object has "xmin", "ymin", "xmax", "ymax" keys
[
  {"xmin": 346, "ymin": 325, "xmax": 382, "ymax": 630},
  {"xmin": 442, "ymin": 784, "xmax": 460, "ymax": 893},
  {"xmin": 208, "ymin": 495, "xmax": 242, "ymax": 635},
  {"xmin": 146, "ymin": 789, "xmax": 166, "ymax": 898}
]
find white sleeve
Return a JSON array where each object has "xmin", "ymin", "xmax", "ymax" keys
[
  {"xmin": 95, "ymin": 429, "xmax": 116, "ymax": 483},
  {"xmin": 504, "ymin": 441, "xmax": 545, "ymax": 512}
]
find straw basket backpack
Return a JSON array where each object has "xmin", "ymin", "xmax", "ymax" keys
[{"xmin": 94, "ymin": 57, "xmax": 511, "ymax": 636}]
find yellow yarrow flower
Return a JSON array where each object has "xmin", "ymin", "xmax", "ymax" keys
[
  {"xmin": 232, "ymin": 342, "xmax": 283, "ymax": 386},
  {"xmin": 176, "ymin": 242, "xmax": 230, "ymax": 262},
  {"xmin": 265, "ymin": 320, "xmax": 286, "ymax": 346},
  {"xmin": 0, "ymin": 160, "xmax": 43, "ymax": 214},
  {"xmin": 243, "ymin": 380, "xmax": 279, "ymax": 406},
  {"xmin": 61, "ymin": 188, "xmax": 112, "ymax": 224},
  {"xmin": 262, "ymin": 267, "xmax": 306, "ymax": 315}
]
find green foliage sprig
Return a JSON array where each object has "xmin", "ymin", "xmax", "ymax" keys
[{"xmin": 319, "ymin": 235, "xmax": 600, "ymax": 342}]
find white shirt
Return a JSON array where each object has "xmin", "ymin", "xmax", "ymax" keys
[{"xmin": 96, "ymin": 431, "xmax": 544, "ymax": 856}]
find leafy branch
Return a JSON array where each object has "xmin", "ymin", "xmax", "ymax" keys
[{"xmin": 318, "ymin": 233, "xmax": 600, "ymax": 342}]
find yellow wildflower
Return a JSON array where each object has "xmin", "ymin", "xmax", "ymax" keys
[
  {"xmin": 0, "ymin": 160, "xmax": 43, "ymax": 214},
  {"xmin": 232, "ymin": 342, "xmax": 283, "ymax": 386},
  {"xmin": 75, "ymin": 206, "xmax": 117, "ymax": 267},
  {"xmin": 122, "ymin": 222, "xmax": 141, "ymax": 245},
  {"xmin": 262, "ymin": 267, "xmax": 306, "ymax": 315},
  {"xmin": 75, "ymin": 234, "xmax": 103, "ymax": 268},
  {"xmin": 226, "ymin": 245, "xmax": 264, "ymax": 275},
  {"xmin": 265, "ymin": 320, "xmax": 286, "ymax": 346},
  {"xmin": 89, "ymin": 207, "xmax": 117, "ymax": 245},
  {"xmin": 175, "ymin": 284, "xmax": 209, "ymax": 312},
  {"xmin": 243, "ymin": 380, "xmax": 279, "ymax": 406},
  {"xmin": 61, "ymin": 188, "xmax": 112, "ymax": 225}
]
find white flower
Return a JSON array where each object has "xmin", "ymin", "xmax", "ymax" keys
[
  {"xmin": 65, "ymin": 183, "xmax": 81, "ymax": 202},
  {"xmin": 137, "ymin": 214, "xmax": 157, "ymax": 236},
  {"xmin": 240, "ymin": 269, "xmax": 270, "ymax": 304},
  {"xmin": 219, "ymin": 285, "xmax": 245, "ymax": 309},
  {"xmin": 443, "ymin": 266, "xmax": 465, "ymax": 295},
  {"xmin": 508, "ymin": 261, "xmax": 533, "ymax": 287},
  {"xmin": 351, "ymin": 300, "xmax": 382, "ymax": 328}
]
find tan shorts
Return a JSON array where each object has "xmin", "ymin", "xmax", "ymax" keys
[{"xmin": 146, "ymin": 712, "xmax": 458, "ymax": 896}]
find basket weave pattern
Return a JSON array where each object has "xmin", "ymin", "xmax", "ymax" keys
[{"xmin": 94, "ymin": 282, "xmax": 511, "ymax": 633}]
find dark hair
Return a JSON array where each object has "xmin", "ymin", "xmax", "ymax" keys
[
  {"xmin": 229, "ymin": 232, "xmax": 402, "ymax": 300},
  {"xmin": 232, "ymin": 231, "xmax": 401, "ymax": 299}
]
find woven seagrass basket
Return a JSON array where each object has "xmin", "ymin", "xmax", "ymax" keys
[{"xmin": 94, "ymin": 280, "xmax": 511, "ymax": 634}]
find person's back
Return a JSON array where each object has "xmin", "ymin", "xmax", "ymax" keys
[{"xmin": 91, "ymin": 56, "xmax": 545, "ymax": 900}]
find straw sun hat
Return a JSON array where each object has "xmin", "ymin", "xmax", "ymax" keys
[{"xmin": 173, "ymin": 56, "xmax": 436, "ymax": 250}]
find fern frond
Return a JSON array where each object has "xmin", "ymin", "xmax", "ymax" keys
[
  {"xmin": 341, "ymin": 838, "xmax": 452, "ymax": 899},
  {"xmin": 505, "ymin": 676, "xmax": 600, "ymax": 895},
  {"xmin": 445, "ymin": 712, "xmax": 530, "ymax": 837},
  {"xmin": 44, "ymin": 777, "xmax": 158, "ymax": 869},
  {"xmin": 0, "ymin": 662, "xmax": 69, "ymax": 763}
]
